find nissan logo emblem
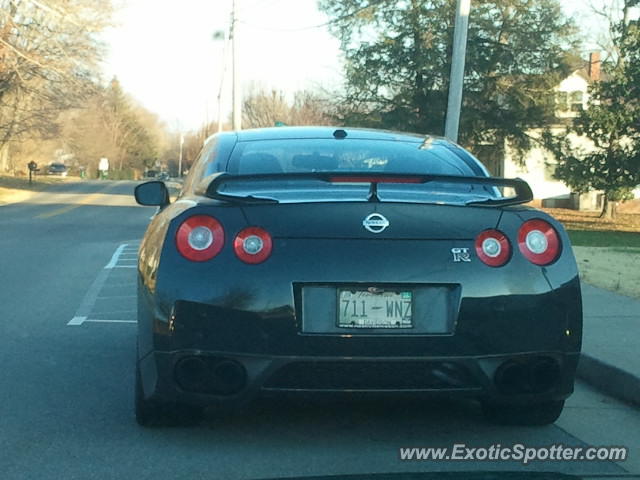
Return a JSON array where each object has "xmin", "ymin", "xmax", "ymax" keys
[{"xmin": 363, "ymin": 213, "xmax": 389, "ymax": 233}]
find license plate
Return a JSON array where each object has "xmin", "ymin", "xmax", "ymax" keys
[{"xmin": 337, "ymin": 289, "xmax": 413, "ymax": 329}]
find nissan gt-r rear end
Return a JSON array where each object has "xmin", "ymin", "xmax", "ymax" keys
[{"xmin": 133, "ymin": 127, "xmax": 582, "ymax": 427}]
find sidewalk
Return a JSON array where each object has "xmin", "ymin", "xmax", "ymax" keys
[{"xmin": 577, "ymin": 283, "xmax": 640, "ymax": 406}]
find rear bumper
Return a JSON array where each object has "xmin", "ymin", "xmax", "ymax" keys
[
  {"xmin": 136, "ymin": 273, "xmax": 582, "ymax": 407},
  {"xmin": 138, "ymin": 349, "xmax": 580, "ymax": 408}
]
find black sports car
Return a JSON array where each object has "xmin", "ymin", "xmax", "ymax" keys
[{"xmin": 133, "ymin": 127, "xmax": 582, "ymax": 427}]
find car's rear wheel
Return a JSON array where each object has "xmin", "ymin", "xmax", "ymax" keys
[
  {"xmin": 482, "ymin": 399, "xmax": 565, "ymax": 426},
  {"xmin": 135, "ymin": 365, "xmax": 203, "ymax": 427}
]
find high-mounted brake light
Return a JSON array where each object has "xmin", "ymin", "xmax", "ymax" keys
[
  {"xmin": 475, "ymin": 229, "xmax": 511, "ymax": 267},
  {"xmin": 234, "ymin": 227, "xmax": 272, "ymax": 264},
  {"xmin": 176, "ymin": 215, "xmax": 224, "ymax": 262},
  {"xmin": 518, "ymin": 219, "xmax": 561, "ymax": 266},
  {"xmin": 328, "ymin": 176, "xmax": 422, "ymax": 184}
]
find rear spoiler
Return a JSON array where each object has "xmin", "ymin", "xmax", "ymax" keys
[{"xmin": 195, "ymin": 172, "xmax": 533, "ymax": 207}]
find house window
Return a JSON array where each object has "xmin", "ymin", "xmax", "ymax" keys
[
  {"xmin": 570, "ymin": 91, "xmax": 584, "ymax": 112},
  {"xmin": 555, "ymin": 91, "xmax": 585, "ymax": 113}
]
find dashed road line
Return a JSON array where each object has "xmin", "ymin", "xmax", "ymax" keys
[
  {"xmin": 68, "ymin": 242, "xmax": 140, "ymax": 327},
  {"xmin": 68, "ymin": 317, "xmax": 136, "ymax": 326},
  {"xmin": 85, "ymin": 319, "xmax": 137, "ymax": 324},
  {"xmin": 91, "ymin": 309, "xmax": 137, "ymax": 315},
  {"xmin": 105, "ymin": 244, "xmax": 128, "ymax": 269},
  {"xmin": 67, "ymin": 269, "xmax": 111, "ymax": 326},
  {"xmin": 68, "ymin": 316, "xmax": 88, "ymax": 326},
  {"xmin": 97, "ymin": 295, "xmax": 136, "ymax": 300}
]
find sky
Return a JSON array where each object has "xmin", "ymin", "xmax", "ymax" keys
[
  {"xmin": 102, "ymin": 0, "xmax": 342, "ymax": 132},
  {"xmin": 101, "ymin": 0, "xmax": 629, "ymax": 133}
]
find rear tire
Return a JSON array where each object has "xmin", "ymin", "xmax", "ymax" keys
[
  {"xmin": 482, "ymin": 399, "xmax": 565, "ymax": 426},
  {"xmin": 135, "ymin": 365, "xmax": 203, "ymax": 427}
]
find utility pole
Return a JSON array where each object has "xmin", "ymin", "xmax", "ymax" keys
[
  {"xmin": 178, "ymin": 133, "xmax": 184, "ymax": 178},
  {"xmin": 444, "ymin": 0, "xmax": 471, "ymax": 143},
  {"xmin": 215, "ymin": 29, "xmax": 229, "ymax": 133},
  {"xmin": 231, "ymin": 0, "xmax": 242, "ymax": 131}
]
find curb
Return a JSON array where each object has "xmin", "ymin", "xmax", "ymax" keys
[{"xmin": 577, "ymin": 353, "xmax": 640, "ymax": 407}]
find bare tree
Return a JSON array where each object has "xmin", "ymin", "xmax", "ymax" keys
[
  {"xmin": 290, "ymin": 91, "xmax": 333, "ymax": 126},
  {"xmin": 242, "ymin": 87, "xmax": 291, "ymax": 128},
  {"xmin": 586, "ymin": 0, "xmax": 637, "ymax": 65},
  {"xmin": 0, "ymin": 0, "xmax": 113, "ymax": 171},
  {"xmin": 242, "ymin": 86, "xmax": 333, "ymax": 128},
  {"xmin": 61, "ymin": 79, "xmax": 165, "ymax": 177}
]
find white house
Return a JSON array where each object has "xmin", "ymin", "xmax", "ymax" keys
[{"xmin": 497, "ymin": 52, "xmax": 637, "ymax": 210}]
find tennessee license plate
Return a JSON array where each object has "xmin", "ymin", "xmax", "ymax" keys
[{"xmin": 337, "ymin": 289, "xmax": 413, "ymax": 329}]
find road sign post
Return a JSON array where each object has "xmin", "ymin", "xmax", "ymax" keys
[{"xmin": 98, "ymin": 157, "xmax": 109, "ymax": 180}]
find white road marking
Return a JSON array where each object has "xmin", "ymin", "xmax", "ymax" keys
[
  {"xmin": 97, "ymin": 295, "xmax": 136, "ymax": 299},
  {"xmin": 91, "ymin": 309, "xmax": 136, "ymax": 315},
  {"xmin": 67, "ymin": 268, "xmax": 111, "ymax": 326},
  {"xmin": 67, "ymin": 316, "xmax": 87, "ymax": 326},
  {"xmin": 69, "ymin": 243, "xmax": 140, "ymax": 327},
  {"xmin": 104, "ymin": 244, "xmax": 128, "ymax": 269},
  {"xmin": 84, "ymin": 319, "xmax": 137, "ymax": 324}
]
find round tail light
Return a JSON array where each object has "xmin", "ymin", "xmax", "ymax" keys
[
  {"xmin": 234, "ymin": 227, "xmax": 272, "ymax": 264},
  {"xmin": 475, "ymin": 229, "xmax": 511, "ymax": 267},
  {"xmin": 176, "ymin": 215, "xmax": 224, "ymax": 262},
  {"xmin": 518, "ymin": 219, "xmax": 561, "ymax": 266}
]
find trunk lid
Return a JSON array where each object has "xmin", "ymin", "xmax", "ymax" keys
[{"xmin": 241, "ymin": 202, "xmax": 501, "ymax": 240}]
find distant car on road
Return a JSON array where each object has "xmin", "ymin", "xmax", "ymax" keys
[
  {"xmin": 157, "ymin": 172, "xmax": 170, "ymax": 181},
  {"xmin": 133, "ymin": 126, "xmax": 582, "ymax": 427},
  {"xmin": 47, "ymin": 163, "xmax": 68, "ymax": 177}
]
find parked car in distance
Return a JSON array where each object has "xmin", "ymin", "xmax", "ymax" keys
[
  {"xmin": 47, "ymin": 163, "xmax": 68, "ymax": 177},
  {"xmin": 133, "ymin": 126, "xmax": 582, "ymax": 428}
]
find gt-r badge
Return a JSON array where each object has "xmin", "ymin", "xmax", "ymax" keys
[
  {"xmin": 451, "ymin": 247, "xmax": 471, "ymax": 262},
  {"xmin": 362, "ymin": 213, "xmax": 389, "ymax": 233}
]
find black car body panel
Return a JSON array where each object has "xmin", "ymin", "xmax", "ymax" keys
[{"xmin": 135, "ymin": 127, "xmax": 582, "ymax": 412}]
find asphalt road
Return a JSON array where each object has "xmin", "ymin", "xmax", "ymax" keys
[{"xmin": 0, "ymin": 180, "xmax": 638, "ymax": 480}]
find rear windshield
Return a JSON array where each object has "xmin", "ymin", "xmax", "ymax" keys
[
  {"xmin": 227, "ymin": 138, "xmax": 479, "ymax": 176},
  {"xmin": 217, "ymin": 139, "xmax": 500, "ymax": 205}
]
